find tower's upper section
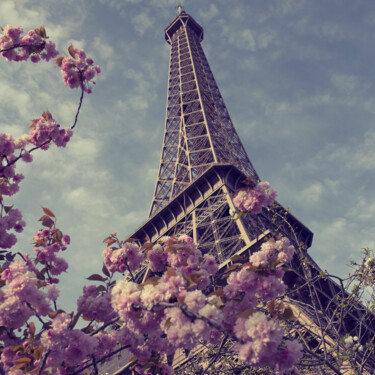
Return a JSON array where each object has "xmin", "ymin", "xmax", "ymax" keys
[
  {"xmin": 164, "ymin": 9, "xmax": 203, "ymax": 45},
  {"xmin": 149, "ymin": 10, "xmax": 259, "ymax": 217}
]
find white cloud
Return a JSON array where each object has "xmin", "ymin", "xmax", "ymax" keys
[
  {"xmin": 0, "ymin": 81, "xmax": 32, "ymax": 120},
  {"xmin": 299, "ymin": 182, "xmax": 324, "ymax": 204},
  {"xmin": 226, "ymin": 27, "xmax": 277, "ymax": 53},
  {"xmin": 149, "ymin": 0, "xmax": 179, "ymax": 8},
  {"xmin": 240, "ymin": 29, "xmax": 257, "ymax": 51},
  {"xmin": 0, "ymin": 0, "xmax": 46, "ymax": 30},
  {"xmin": 198, "ymin": 4, "xmax": 219, "ymax": 21},
  {"xmin": 347, "ymin": 197, "xmax": 375, "ymax": 222},
  {"xmin": 63, "ymin": 187, "xmax": 113, "ymax": 218},
  {"xmin": 331, "ymin": 74, "xmax": 358, "ymax": 93},
  {"xmin": 131, "ymin": 10, "xmax": 155, "ymax": 36},
  {"xmin": 320, "ymin": 23, "xmax": 344, "ymax": 39},
  {"xmin": 257, "ymin": 30, "xmax": 276, "ymax": 49},
  {"xmin": 92, "ymin": 36, "xmax": 115, "ymax": 74}
]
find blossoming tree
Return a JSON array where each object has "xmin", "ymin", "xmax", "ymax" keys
[{"xmin": 1, "ymin": 25, "xmax": 375, "ymax": 375}]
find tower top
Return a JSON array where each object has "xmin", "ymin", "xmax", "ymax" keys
[
  {"xmin": 150, "ymin": 10, "xmax": 259, "ymax": 216},
  {"xmin": 164, "ymin": 9, "xmax": 203, "ymax": 44}
]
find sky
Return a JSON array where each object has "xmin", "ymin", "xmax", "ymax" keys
[{"xmin": 1, "ymin": 0, "xmax": 375, "ymax": 312}]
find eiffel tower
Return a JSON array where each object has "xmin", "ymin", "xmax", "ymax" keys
[{"xmin": 101, "ymin": 7, "xmax": 375, "ymax": 375}]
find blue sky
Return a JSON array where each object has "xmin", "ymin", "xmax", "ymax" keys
[{"xmin": 1, "ymin": 0, "xmax": 375, "ymax": 311}]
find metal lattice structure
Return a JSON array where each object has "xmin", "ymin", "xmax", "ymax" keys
[
  {"xmin": 100, "ymin": 8, "xmax": 375, "ymax": 375},
  {"xmin": 149, "ymin": 9, "xmax": 259, "ymax": 217}
]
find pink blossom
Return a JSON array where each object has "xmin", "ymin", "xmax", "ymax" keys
[
  {"xmin": 77, "ymin": 286, "xmax": 116, "ymax": 323},
  {"xmin": 234, "ymin": 312, "xmax": 284, "ymax": 366},
  {"xmin": 147, "ymin": 244, "xmax": 167, "ymax": 272},
  {"xmin": 2, "ymin": 25, "xmax": 23, "ymax": 43},
  {"xmin": 21, "ymin": 151, "xmax": 33, "ymax": 162},
  {"xmin": 49, "ymin": 256, "xmax": 68, "ymax": 275},
  {"xmin": 233, "ymin": 182, "xmax": 276, "ymax": 214},
  {"xmin": 111, "ymin": 280, "xmax": 141, "ymax": 320},
  {"xmin": 103, "ymin": 242, "xmax": 143, "ymax": 273},
  {"xmin": 275, "ymin": 341, "xmax": 303, "ymax": 371},
  {"xmin": 184, "ymin": 290, "xmax": 206, "ymax": 313},
  {"xmin": 201, "ymin": 254, "xmax": 218, "ymax": 275},
  {"xmin": 30, "ymin": 54, "xmax": 40, "ymax": 63},
  {"xmin": 199, "ymin": 304, "xmax": 223, "ymax": 325},
  {"xmin": 57, "ymin": 48, "xmax": 100, "ymax": 93},
  {"xmin": 47, "ymin": 284, "xmax": 60, "ymax": 301},
  {"xmin": 40, "ymin": 41, "xmax": 59, "ymax": 61}
]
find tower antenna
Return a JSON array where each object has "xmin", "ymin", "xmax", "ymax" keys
[{"xmin": 177, "ymin": 4, "xmax": 184, "ymax": 15}]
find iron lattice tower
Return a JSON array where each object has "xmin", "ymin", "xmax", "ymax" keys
[
  {"xmin": 100, "ymin": 9, "xmax": 375, "ymax": 375},
  {"xmin": 149, "ymin": 9, "xmax": 259, "ymax": 217}
]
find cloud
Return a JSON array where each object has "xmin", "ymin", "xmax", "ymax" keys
[
  {"xmin": 299, "ymin": 182, "xmax": 324, "ymax": 205},
  {"xmin": 198, "ymin": 4, "xmax": 219, "ymax": 21},
  {"xmin": 347, "ymin": 197, "xmax": 375, "ymax": 223},
  {"xmin": 0, "ymin": 0, "xmax": 47, "ymax": 30},
  {"xmin": 92, "ymin": 36, "xmax": 115, "ymax": 74},
  {"xmin": 225, "ymin": 27, "xmax": 276, "ymax": 53},
  {"xmin": 0, "ymin": 81, "xmax": 32, "ymax": 120},
  {"xmin": 331, "ymin": 74, "xmax": 358, "ymax": 93},
  {"xmin": 131, "ymin": 9, "xmax": 155, "ymax": 36},
  {"xmin": 257, "ymin": 30, "xmax": 277, "ymax": 49},
  {"xmin": 306, "ymin": 129, "xmax": 375, "ymax": 173}
]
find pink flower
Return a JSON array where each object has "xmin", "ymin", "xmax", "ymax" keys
[
  {"xmin": 30, "ymin": 54, "xmax": 40, "ymax": 63},
  {"xmin": 234, "ymin": 312, "xmax": 284, "ymax": 366},
  {"xmin": 233, "ymin": 182, "xmax": 276, "ymax": 214},
  {"xmin": 77, "ymin": 286, "xmax": 116, "ymax": 323},
  {"xmin": 275, "ymin": 341, "xmax": 303, "ymax": 371},
  {"xmin": 199, "ymin": 304, "xmax": 223, "ymax": 325},
  {"xmin": 201, "ymin": 254, "xmax": 218, "ymax": 275},
  {"xmin": 147, "ymin": 244, "xmax": 167, "ymax": 272},
  {"xmin": 21, "ymin": 151, "xmax": 33, "ymax": 162},
  {"xmin": 2, "ymin": 25, "xmax": 23, "ymax": 43},
  {"xmin": 0, "ymin": 134, "xmax": 15, "ymax": 155},
  {"xmin": 47, "ymin": 284, "xmax": 60, "ymax": 301},
  {"xmin": 40, "ymin": 41, "xmax": 59, "ymax": 61},
  {"xmin": 184, "ymin": 290, "xmax": 206, "ymax": 313}
]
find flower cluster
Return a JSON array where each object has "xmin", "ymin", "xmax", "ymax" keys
[
  {"xmin": 0, "ymin": 115, "xmax": 72, "ymax": 251},
  {"xmin": 1, "ymin": 26, "xmax": 100, "ymax": 255},
  {"xmin": 0, "ymin": 133, "xmax": 26, "ymax": 196},
  {"xmin": 0, "ymin": 25, "xmax": 58, "ymax": 62},
  {"xmin": 108, "ymin": 234, "xmax": 301, "ymax": 373},
  {"xmin": 0, "ymin": 133, "xmax": 26, "ymax": 248},
  {"xmin": 0, "ymin": 259, "xmax": 52, "ymax": 329},
  {"xmin": 103, "ymin": 242, "xmax": 144, "ymax": 273},
  {"xmin": 77, "ymin": 285, "xmax": 117, "ymax": 323},
  {"xmin": 0, "ymin": 215, "xmax": 302, "ymax": 374},
  {"xmin": 29, "ymin": 111, "xmax": 73, "ymax": 150},
  {"xmin": 33, "ymin": 222, "xmax": 70, "ymax": 278},
  {"xmin": 233, "ymin": 181, "xmax": 276, "ymax": 214},
  {"xmin": 56, "ymin": 45, "xmax": 101, "ymax": 93},
  {"xmin": 0, "ymin": 207, "xmax": 26, "ymax": 249},
  {"xmin": 250, "ymin": 237, "xmax": 295, "ymax": 268}
]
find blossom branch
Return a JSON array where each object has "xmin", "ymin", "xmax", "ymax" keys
[{"xmin": 0, "ymin": 41, "xmax": 45, "ymax": 53}]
